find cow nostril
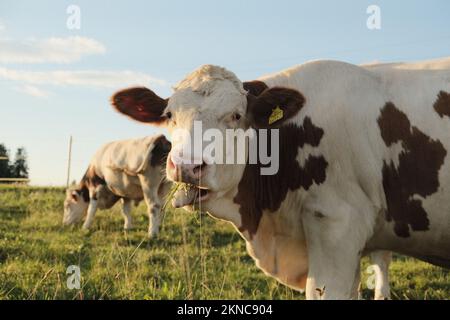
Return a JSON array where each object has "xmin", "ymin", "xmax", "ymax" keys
[{"xmin": 193, "ymin": 162, "xmax": 207, "ymax": 174}]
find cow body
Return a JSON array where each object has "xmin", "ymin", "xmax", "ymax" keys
[
  {"xmin": 63, "ymin": 134, "xmax": 171, "ymax": 237},
  {"xmin": 112, "ymin": 58, "xmax": 450, "ymax": 299},
  {"xmin": 258, "ymin": 60, "xmax": 450, "ymax": 296},
  {"xmin": 256, "ymin": 59, "xmax": 450, "ymax": 260}
]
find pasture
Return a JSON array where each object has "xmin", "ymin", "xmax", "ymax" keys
[{"xmin": 0, "ymin": 185, "xmax": 448, "ymax": 300}]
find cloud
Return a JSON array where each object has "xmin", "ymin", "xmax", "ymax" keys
[
  {"xmin": 0, "ymin": 36, "xmax": 106, "ymax": 64},
  {"xmin": 0, "ymin": 32, "xmax": 168, "ymax": 96},
  {"xmin": 15, "ymin": 85, "xmax": 50, "ymax": 98},
  {"xmin": 0, "ymin": 67, "xmax": 167, "ymax": 88}
]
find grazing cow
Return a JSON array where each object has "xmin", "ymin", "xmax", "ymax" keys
[
  {"xmin": 111, "ymin": 58, "xmax": 450, "ymax": 299},
  {"xmin": 63, "ymin": 135, "xmax": 171, "ymax": 237}
]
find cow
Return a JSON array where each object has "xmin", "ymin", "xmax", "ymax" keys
[
  {"xmin": 110, "ymin": 57, "xmax": 450, "ymax": 299},
  {"xmin": 63, "ymin": 134, "xmax": 172, "ymax": 237}
]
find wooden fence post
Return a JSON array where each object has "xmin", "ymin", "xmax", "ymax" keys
[{"xmin": 66, "ymin": 136, "xmax": 73, "ymax": 188}]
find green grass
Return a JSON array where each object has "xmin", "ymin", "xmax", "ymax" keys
[{"xmin": 0, "ymin": 185, "xmax": 448, "ymax": 300}]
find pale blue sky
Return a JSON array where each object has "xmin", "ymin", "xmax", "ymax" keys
[{"xmin": 0, "ymin": 0, "xmax": 449, "ymax": 185}]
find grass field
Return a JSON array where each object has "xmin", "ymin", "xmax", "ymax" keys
[{"xmin": 0, "ymin": 185, "xmax": 448, "ymax": 300}]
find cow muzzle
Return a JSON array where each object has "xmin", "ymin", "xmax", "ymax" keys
[
  {"xmin": 167, "ymin": 153, "xmax": 211, "ymax": 208},
  {"xmin": 167, "ymin": 152, "xmax": 208, "ymax": 184}
]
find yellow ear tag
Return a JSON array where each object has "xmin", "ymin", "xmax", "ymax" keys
[{"xmin": 268, "ymin": 106, "xmax": 284, "ymax": 125}]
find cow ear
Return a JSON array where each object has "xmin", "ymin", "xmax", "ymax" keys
[
  {"xmin": 243, "ymin": 80, "xmax": 269, "ymax": 97},
  {"xmin": 150, "ymin": 135, "xmax": 172, "ymax": 167},
  {"xmin": 111, "ymin": 87, "xmax": 169, "ymax": 125},
  {"xmin": 71, "ymin": 191, "xmax": 79, "ymax": 202},
  {"xmin": 246, "ymin": 87, "xmax": 305, "ymax": 128}
]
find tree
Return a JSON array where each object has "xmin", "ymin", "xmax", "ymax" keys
[
  {"xmin": 0, "ymin": 143, "xmax": 12, "ymax": 178},
  {"xmin": 11, "ymin": 147, "xmax": 29, "ymax": 179}
]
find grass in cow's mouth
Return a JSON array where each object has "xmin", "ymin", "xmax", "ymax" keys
[
  {"xmin": 162, "ymin": 182, "xmax": 184, "ymax": 213},
  {"xmin": 162, "ymin": 182, "xmax": 196, "ymax": 212},
  {"xmin": 162, "ymin": 182, "xmax": 209, "ymax": 213}
]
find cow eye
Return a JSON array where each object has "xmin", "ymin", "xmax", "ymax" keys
[
  {"xmin": 164, "ymin": 111, "xmax": 172, "ymax": 119},
  {"xmin": 233, "ymin": 113, "xmax": 242, "ymax": 121}
]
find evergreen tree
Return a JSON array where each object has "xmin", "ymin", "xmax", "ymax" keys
[
  {"xmin": 11, "ymin": 147, "xmax": 29, "ymax": 179},
  {"xmin": 0, "ymin": 143, "xmax": 12, "ymax": 178}
]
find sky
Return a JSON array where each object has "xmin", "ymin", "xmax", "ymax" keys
[{"xmin": 0, "ymin": 0, "xmax": 449, "ymax": 185}]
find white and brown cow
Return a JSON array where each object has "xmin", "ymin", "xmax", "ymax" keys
[
  {"xmin": 63, "ymin": 134, "xmax": 171, "ymax": 237},
  {"xmin": 111, "ymin": 58, "xmax": 450, "ymax": 299}
]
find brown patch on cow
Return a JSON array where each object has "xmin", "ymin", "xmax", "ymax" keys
[
  {"xmin": 378, "ymin": 102, "xmax": 447, "ymax": 237},
  {"xmin": 234, "ymin": 118, "xmax": 328, "ymax": 236},
  {"xmin": 150, "ymin": 135, "xmax": 172, "ymax": 167},
  {"xmin": 433, "ymin": 91, "xmax": 450, "ymax": 118},
  {"xmin": 243, "ymin": 80, "xmax": 269, "ymax": 97},
  {"xmin": 77, "ymin": 166, "xmax": 106, "ymax": 201},
  {"xmin": 111, "ymin": 87, "xmax": 168, "ymax": 124},
  {"xmin": 247, "ymin": 87, "xmax": 305, "ymax": 129}
]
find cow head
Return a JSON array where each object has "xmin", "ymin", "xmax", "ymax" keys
[
  {"xmin": 63, "ymin": 188, "xmax": 89, "ymax": 225},
  {"xmin": 112, "ymin": 65, "xmax": 303, "ymax": 212}
]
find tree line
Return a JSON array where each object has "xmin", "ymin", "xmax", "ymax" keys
[{"xmin": 0, "ymin": 143, "xmax": 29, "ymax": 180}]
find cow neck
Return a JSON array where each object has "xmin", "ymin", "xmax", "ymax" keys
[
  {"xmin": 77, "ymin": 173, "xmax": 91, "ymax": 202},
  {"xmin": 77, "ymin": 166, "xmax": 106, "ymax": 202},
  {"xmin": 233, "ymin": 119, "xmax": 328, "ymax": 238}
]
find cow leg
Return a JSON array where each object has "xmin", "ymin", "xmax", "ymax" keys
[
  {"xmin": 352, "ymin": 262, "xmax": 362, "ymax": 300},
  {"xmin": 82, "ymin": 189, "xmax": 98, "ymax": 230},
  {"xmin": 139, "ymin": 175, "xmax": 162, "ymax": 238},
  {"xmin": 370, "ymin": 250, "xmax": 392, "ymax": 300},
  {"xmin": 121, "ymin": 198, "xmax": 133, "ymax": 230},
  {"xmin": 144, "ymin": 196, "xmax": 161, "ymax": 238},
  {"xmin": 302, "ymin": 201, "xmax": 371, "ymax": 299}
]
